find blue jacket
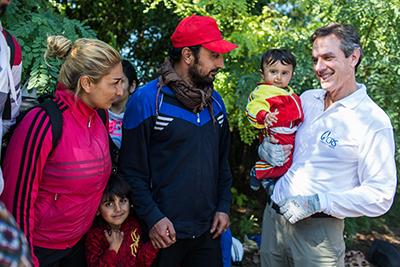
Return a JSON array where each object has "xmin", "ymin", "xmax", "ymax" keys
[{"xmin": 119, "ymin": 79, "xmax": 232, "ymax": 239}]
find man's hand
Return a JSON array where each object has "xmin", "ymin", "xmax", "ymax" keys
[
  {"xmin": 278, "ymin": 194, "xmax": 321, "ymax": 224},
  {"xmin": 210, "ymin": 212, "xmax": 230, "ymax": 239},
  {"xmin": 258, "ymin": 136, "xmax": 292, "ymax": 167},
  {"xmin": 149, "ymin": 217, "xmax": 176, "ymax": 249},
  {"xmin": 105, "ymin": 229, "xmax": 124, "ymax": 253}
]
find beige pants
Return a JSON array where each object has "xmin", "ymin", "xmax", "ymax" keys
[{"xmin": 260, "ymin": 203, "xmax": 345, "ymax": 267}]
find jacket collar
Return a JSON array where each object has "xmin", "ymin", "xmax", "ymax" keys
[
  {"xmin": 55, "ymin": 83, "xmax": 97, "ymax": 120},
  {"xmin": 313, "ymin": 83, "xmax": 367, "ymax": 110}
]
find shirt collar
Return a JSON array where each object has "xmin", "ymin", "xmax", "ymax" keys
[{"xmin": 312, "ymin": 83, "xmax": 367, "ymax": 109}]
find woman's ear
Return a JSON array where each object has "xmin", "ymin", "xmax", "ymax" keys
[
  {"xmin": 96, "ymin": 210, "xmax": 100, "ymax": 216},
  {"xmin": 80, "ymin": 76, "xmax": 93, "ymax": 94}
]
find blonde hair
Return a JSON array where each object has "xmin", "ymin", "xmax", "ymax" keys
[{"xmin": 45, "ymin": 35, "xmax": 121, "ymax": 94}]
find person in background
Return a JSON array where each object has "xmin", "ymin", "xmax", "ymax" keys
[
  {"xmin": 85, "ymin": 174, "xmax": 158, "ymax": 267},
  {"xmin": 1, "ymin": 35, "xmax": 123, "ymax": 266},
  {"xmin": 0, "ymin": 201, "xmax": 32, "ymax": 267},
  {"xmin": 108, "ymin": 59, "xmax": 138, "ymax": 150},
  {"xmin": 119, "ymin": 14, "xmax": 237, "ymax": 267},
  {"xmin": 108, "ymin": 59, "xmax": 138, "ymax": 173},
  {"xmin": 0, "ymin": 0, "xmax": 22, "ymax": 194}
]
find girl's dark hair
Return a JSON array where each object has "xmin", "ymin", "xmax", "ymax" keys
[
  {"xmin": 122, "ymin": 59, "xmax": 139, "ymax": 88},
  {"xmin": 260, "ymin": 49, "xmax": 296, "ymax": 72},
  {"xmin": 102, "ymin": 174, "xmax": 132, "ymax": 203},
  {"xmin": 94, "ymin": 175, "xmax": 133, "ymax": 227}
]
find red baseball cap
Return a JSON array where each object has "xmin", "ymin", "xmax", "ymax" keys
[{"xmin": 171, "ymin": 15, "xmax": 238, "ymax": 54}]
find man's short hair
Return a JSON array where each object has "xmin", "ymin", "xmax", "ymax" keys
[
  {"xmin": 311, "ymin": 23, "xmax": 363, "ymax": 70},
  {"xmin": 168, "ymin": 45, "xmax": 201, "ymax": 65},
  {"xmin": 260, "ymin": 49, "xmax": 296, "ymax": 72}
]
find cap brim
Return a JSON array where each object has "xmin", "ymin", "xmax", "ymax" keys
[{"xmin": 202, "ymin": 39, "xmax": 238, "ymax": 54}]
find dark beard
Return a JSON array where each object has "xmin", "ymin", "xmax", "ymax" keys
[
  {"xmin": 0, "ymin": 4, "xmax": 8, "ymax": 17},
  {"xmin": 188, "ymin": 63, "xmax": 218, "ymax": 89}
]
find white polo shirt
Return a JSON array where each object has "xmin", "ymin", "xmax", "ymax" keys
[{"xmin": 272, "ymin": 84, "xmax": 397, "ymax": 218}]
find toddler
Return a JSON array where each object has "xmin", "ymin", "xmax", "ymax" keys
[{"xmin": 246, "ymin": 49, "xmax": 304, "ymax": 191}]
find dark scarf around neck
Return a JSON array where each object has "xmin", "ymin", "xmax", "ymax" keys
[{"xmin": 159, "ymin": 59, "xmax": 215, "ymax": 117}]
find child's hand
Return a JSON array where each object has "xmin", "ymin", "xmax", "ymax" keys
[
  {"xmin": 105, "ymin": 229, "xmax": 124, "ymax": 253},
  {"xmin": 264, "ymin": 109, "xmax": 279, "ymax": 128}
]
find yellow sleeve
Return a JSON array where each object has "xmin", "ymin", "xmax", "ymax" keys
[
  {"xmin": 245, "ymin": 85, "xmax": 273, "ymax": 129},
  {"xmin": 245, "ymin": 84, "xmax": 290, "ymax": 129}
]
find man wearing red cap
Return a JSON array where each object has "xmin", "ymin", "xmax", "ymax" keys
[{"xmin": 119, "ymin": 15, "xmax": 237, "ymax": 266}]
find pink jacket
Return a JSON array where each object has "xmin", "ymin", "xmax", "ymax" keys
[{"xmin": 1, "ymin": 84, "xmax": 111, "ymax": 266}]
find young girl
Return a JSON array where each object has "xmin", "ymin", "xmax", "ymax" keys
[{"xmin": 85, "ymin": 175, "xmax": 158, "ymax": 267}]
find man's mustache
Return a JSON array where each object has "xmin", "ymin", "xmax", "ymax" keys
[{"xmin": 209, "ymin": 68, "xmax": 221, "ymax": 76}]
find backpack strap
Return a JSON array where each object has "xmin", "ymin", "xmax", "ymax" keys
[
  {"xmin": 96, "ymin": 109, "xmax": 108, "ymax": 126},
  {"xmin": 1, "ymin": 98, "xmax": 62, "ymax": 165},
  {"xmin": 2, "ymin": 94, "xmax": 11, "ymax": 120},
  {"xmin": 1, "ymin": 30, "xmax": 16, "ymax": 120},
  {"xmin": 37, "ymin": 99, "xmax": 63, "ymax": 149},
  {"xmin": 3, "ymin": 30, "xmax": 15, "ymax": 67}
]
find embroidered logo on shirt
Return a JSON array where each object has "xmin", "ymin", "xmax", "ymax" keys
[
  {"xmin": 320, "ymin": 130, "xmax": 338, "ymax": 148},
  {"xmin": 154, "ymin": 115, "xmax": 174, "ymax": 131},
  {"xmin": 130, "ymin": 229, "xmax": 140, "ymax": 256}
]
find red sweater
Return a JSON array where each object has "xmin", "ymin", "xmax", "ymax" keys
[{"xmin": 85, "ymin": 216, "xmax": 158, "ymax": 267}]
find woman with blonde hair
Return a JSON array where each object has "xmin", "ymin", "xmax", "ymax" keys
[{"xmin": 1, "ymin": 36, "xmax": 124, "ymax": 267}]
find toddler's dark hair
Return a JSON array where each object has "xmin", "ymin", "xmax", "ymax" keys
[{"xmin": 260, "ymin": 49, "xmax": 296, "ymax": 72}]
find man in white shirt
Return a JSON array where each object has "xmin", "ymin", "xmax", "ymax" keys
[
  {"xmin": 259, "ymin": 23, "xmax": 397, "ymax": 267},
  {"xmin": 0, "ymin": 0, "xmax": 22, "ymax": 194}
]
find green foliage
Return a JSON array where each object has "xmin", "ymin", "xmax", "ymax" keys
[
  {"xmin": 55, "ymin": 0, "xmax": 180, "ymax": 81},
  {"xmin": 231, "ymin": 187, "xmax": 249, "ymax": 207},
  {"xmin": 9, "ymin": 0, "xmax": 399, "ymax": 146},
  {"xmin": 344, "ymin": 215, "xmax": 394, "ymax": 247},
  {"xmin": 138, "ymin": 0, "xmax": 400, "ymax": 241},
  {"xmin": 231, "ymin": 213, "xmax": 260, "ymax": 240},
  {"xmin": 230, "ymin": 187, "xmax": 261, "ymax": 238},
  {"xmin": 3, "ymin": 0, "xmax": 399, "ymax": 243},
  {"xmin": 135, "ymin": 0, "xmax": 400, "ymax": 156},
  {"xmin": 3, "ymin": 0, "xmax": 95, "ymax": 95},
  {"xmin": 345, "ymin": 217, "xmax": 373, "ymax": 243}
]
